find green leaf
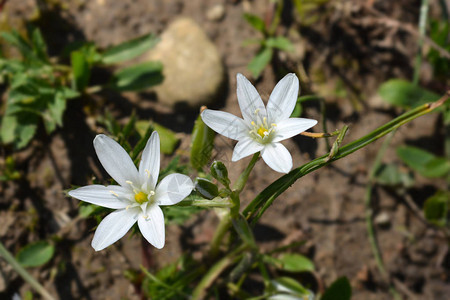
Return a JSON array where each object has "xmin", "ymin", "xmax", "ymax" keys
[
  {"xmin": 135, "ymin": 121, "xmax": 179, "ymax": 155},
  {"xmin": 397, "ymin": 146, "xmax": 450, "ymax": 178},
  {"xmin": 423, "ymin": 191, "xmax": 449, "ymax": 227},
  {"xmin": 152, "ymin": 122, "xmax": 179, "ymax": 154},
  {"xmin": 30, "ymin": 27, "xmax": 48, "ymax": 62},
  {"xmin": 46, "ymin": 92, "xmax": 67, "ymax": 132},
  {"xmin": 101, "ymin": 33, "xmax": 159, "ymax": 64},
  {"xmin": 79, "ymin": 204, "xmax": 95, "ymax": 218},
  {"xmin": 195, "ymin": 178, "xmax": 219, "ymax": 200},
  {"xmin": 0, "ymin": 114, "xmax": 17, "ymax": 144},
  {"xmin": 16, "ymin": 241, "xmax": 55, "ymax": 267},
  {"xmin": 58, "ymin": 86, "xmax": 80, "ymax": 99},
  {"xmin": 321, "ymin": 277, "xmax": 352, "ymax": 300},
  {"xmin": 15, "ymin": 121, "xmax": 38, "ymax": 149},
  {"xmin": 278, "ymin": 253, "xmax": 315, "ymax": 272},
  {"xmin": 374, "ymin": 163, "xmax": 414, "ymax": 187},
  {"xmin": 427, "ymin": 19, "xmax": 450, "ymax": 78},
  {"xmin": 265, "ymin": 36, "xmax": 294, "ymax": 52},
  {"xmin": 132, "ymin": 122, "xmax": 154, "ymax": 161},
  {"xmin": 8, "ymin": 84, "xmax": 38, "ymax": 105},
  {"xmin": 190, "ymin": 113, "xmax": 215, "ymax": 170},
  {"xmin": 243, "ymin": 13, "xmax": 266, "ymax": 34},
  {"xmin": 378, "ymin": 79, "xmax": 440, "ymax": 109},
  {"xmin": 71, "ymin": 50, "xmax": 90, "ymax": 91},
  {"xmin": 320, "ymin": 277, "xmax": 352, "ymax": 300},
  {"xmin": 63, "ymin": 42, "xmax": 102, "ymax": 64},
  {"xmin": 242, "ymin": 38, "xmax": 264, "ymax": 47},
  {"xmin": 231, "ymin": 213, "xmax": 256, "ymax": 248},
  {"xmin": 423, "ymin": 157, "xmax": 450, "ymax": 178},
  {"xmin": 1, "ymin": 105, "xmax": 39, "ymax": 149},
  {"xmin": 1, "ymin": 30, "xmax": 35, "ymax": 62},
  {"xmin": 210, "ymin": 161, "xmax": 231, "ymax": 188},
  {"xmin": 248, "ymin": 47, "xmax": 273, "ymax": 78},
  {"xmin": 110, "ymin": 61, "xmax": 163, "ymax": 91}
]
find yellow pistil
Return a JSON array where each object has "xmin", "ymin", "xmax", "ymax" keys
[
  {"xmin": 257, "ymin": 126, "xmax": 268, "ymax": 138},
  {"xmin": 134, "ymin": 192, "xmax": 148, "ymax": 205}
]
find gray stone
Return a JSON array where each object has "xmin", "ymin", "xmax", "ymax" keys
[{"xmin": 147, "ymin": 18, "xmax": 225, "ymax": 107}]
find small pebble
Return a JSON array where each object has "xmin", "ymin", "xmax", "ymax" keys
[
  {"xmin": 206, "ymin": 4, "xmax": 225, "ymax": 21},
  {"xmin": 374, "ymin": 212, "xmax": 391, "ymax": 227}
]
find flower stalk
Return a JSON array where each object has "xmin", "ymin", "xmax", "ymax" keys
[
  {"xmin": 0, "ymin": 242, "xmax": 55, "ymax": 300},
  {"xmin": 244, "ymin": 94, "xmax": 449, "ymax": 224}
]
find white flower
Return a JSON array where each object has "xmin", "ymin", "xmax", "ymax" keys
[
  {"xmin": 68, "ymin": 132, "xmax": 194, "ymax": 251},
  {"xmin": 201, "ymin": 73, "xmax": 317, "ymax": 173}
]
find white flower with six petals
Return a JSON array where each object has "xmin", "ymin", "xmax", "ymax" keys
[
  {"xmin": 69, "ymin": 131, "xmax": 194, "ymax": 251},
  {"xmin": 201, "ymin": 73, "xmax": 317, "ymax": 173}
]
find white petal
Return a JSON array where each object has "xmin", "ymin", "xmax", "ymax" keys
[
  {"xmin": 232, "ymin": 138, "xmax": 263, "ymax": 161},
  {"xmin": 201, "ymin": 109, "xmax": 247, "ymax": 140},
  {"xmin": 94, "ymin": 134, "xmax": 139, "ymax": 188},
  {"xmin": 139, "ymin": 131, "xmax": 160, "ymax": 190},
  {"xmin": 272, "ymin": 118, "xmax": 318, "ymax": 142},
  {"xmin": 68, "ymin": 185, "xmax": 131, "ymax": 209},
  {"xmin": 91, "ymin": 208, "xmax": 139, "ymax": 251},
  {"xmin": 138, "ymin": 205, "xmax": 165, "ymax": 249},
  {"xmin": 155, "ymin": 174, "xmax": 194, "ymax": 206},
  {"xmin": 261, "ymin": 142, "xmax": 293, "ymax": 173},
  {"xmin": 267, "ymin": 73, "xmax": 299, "ymax": 122},
  {"xmin": 236, "ymin": 73, "xmax": 267, "ymax": 122}
]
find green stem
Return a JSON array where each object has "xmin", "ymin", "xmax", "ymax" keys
[
  {"xmin": 209, "ymin": 214, "xmax": 232, "ymax": 258},
  {"xmin": 177, "ymin": 197, "xmax": 233, "ymax": 208},
  {"xmin": 140, "ymin": 265, "xmax": 191, "ymax": 298},
  {"xmin": 364, "ymin": 132, "xmax": 394, "ymax": 279},
  {"xmin": 0, "ymin": 241, "xmax": 55, "ymax": 300},
  {"xmin": 233, "ymin": 153, "xmax": 260, "ymax": 194},
  {"xmin": 192, "ymin": 244, "xmax": 247, "ymax": 300},
  {"xmin": 243, "ymin": 96, "xmax": 448, "ymax": 224},
  {"xmin": 413, "ymin": 0, "xmax": 430, "ymax": 85}
]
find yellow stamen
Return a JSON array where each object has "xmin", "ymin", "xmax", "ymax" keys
[
  {"xmin": 109, "ymin": 191, "xmax": 119, "ymax": 197},
  {"xmin": 134, "ymin": 192, "xmax": 148, "ymax": 205}
]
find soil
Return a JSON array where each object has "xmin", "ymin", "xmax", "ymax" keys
[{"xmin": 1, "ymin": 0, "xmax": 449, "ymax": 299}]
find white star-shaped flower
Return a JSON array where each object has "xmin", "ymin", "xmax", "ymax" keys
[
  {"xmin": 201, "ymin": 73, "xmax": 317, "ymax": 173},
  {"xmin": 69, "ymin": 131, "xmax": 194, "ymax": 251}
]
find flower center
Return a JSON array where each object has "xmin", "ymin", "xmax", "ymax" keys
[
  {"xmin": 125, "ymin": 180, "xmax": 156, "ymax": 206},
  {"xmin": 257, "ymin": 126, "xmax": 268, "ymax": 138},
  {"xmin": 249, "ymin": 116, "xmax": 276, "ymax": 144},
  {"xmin": 134, "ymin": 192, "xmax": 148, "ymax": 205}
]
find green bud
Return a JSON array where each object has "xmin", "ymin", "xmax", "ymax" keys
[
  {"xmin": 190, "ymin": 110, "xmax": 215, "ymax": 170},
  {"xmin": 210, "ymin": 161, "xmax": 231, "ymax": 188},
  {"xmin": 195, "ymin": 178, "xmax": 219, "ymax": 200}
]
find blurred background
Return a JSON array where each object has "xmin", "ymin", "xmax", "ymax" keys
[{"xmin": 0, "ymin": 0, "xmax": 449, "ymax": 299}]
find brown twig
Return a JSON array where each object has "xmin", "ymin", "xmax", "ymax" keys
[{"xmin": 300, "ymin": 130, "xmax": 340, "ymax": 138}]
